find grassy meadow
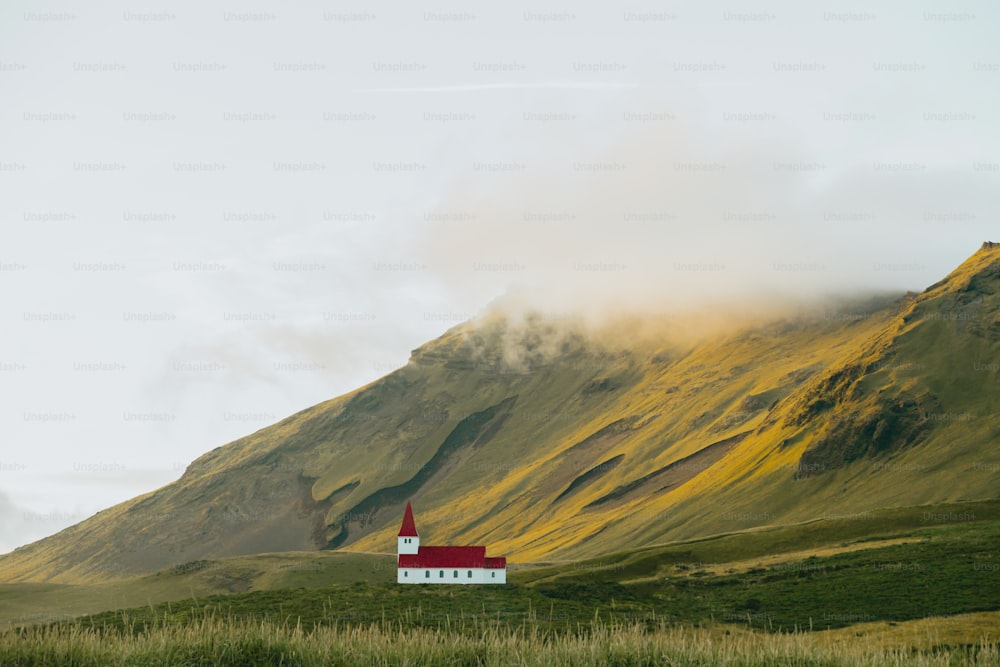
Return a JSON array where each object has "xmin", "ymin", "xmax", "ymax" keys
[
  {"xmin": 4, "ymin": 616, "xmax": 998, "ymax": 667},
  {"xmin": 3, "ymin": 500, "xmax": 998, "ymax": 665}
]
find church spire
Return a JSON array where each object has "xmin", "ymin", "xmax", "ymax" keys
[{"xmin": 398, "ymin": 501, "xmax": 418, "ymax": 537}]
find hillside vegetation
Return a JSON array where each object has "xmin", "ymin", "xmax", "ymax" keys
[{"xmin": 1, "ymin": 244, "xmax": 998, "ymax": 583}]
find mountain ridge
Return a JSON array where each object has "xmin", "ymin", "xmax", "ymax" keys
[{"xmin": 1, "ymin": 244, "xmax": 997, "ymax": 583}]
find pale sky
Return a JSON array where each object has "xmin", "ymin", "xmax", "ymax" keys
[{"xmin": 1, "ymin": 0, "xmax": 998, "ymax": 554}]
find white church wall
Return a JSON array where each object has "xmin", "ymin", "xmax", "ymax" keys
[{"xmin": 397, "ymin": 567, "xmax": 504, "ymax": 584}]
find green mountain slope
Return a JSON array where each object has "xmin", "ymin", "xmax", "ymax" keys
[{"xmin": 1, "ymin": 244, "xmax": 998, "ymax": 583}]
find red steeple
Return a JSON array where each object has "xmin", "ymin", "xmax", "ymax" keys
[{"xmin": 398, "ymin": 501, "xmax": 418, "ymax": 537}]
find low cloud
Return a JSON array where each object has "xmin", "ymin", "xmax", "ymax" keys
[{"xmin": 417, "ymin": 114, "xmax": 993, "ymax": 322}]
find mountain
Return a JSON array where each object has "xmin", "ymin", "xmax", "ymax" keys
[{"xmin": 2, "ymin": 244, "xmax": 998, "ymax": 583}]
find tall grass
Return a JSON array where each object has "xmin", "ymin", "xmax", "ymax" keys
[{"xmin": 2, "ymin": 615, "xmax": 996, "ymax": 667}]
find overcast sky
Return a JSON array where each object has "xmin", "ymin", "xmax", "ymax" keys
[{"xmin": 1, "ymin": 0, "xmax": 997, "ymax": 554}]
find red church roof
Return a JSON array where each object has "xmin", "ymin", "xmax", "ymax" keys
[
  {"xmin": 398, "ymin": 501, "xmax": 418, "ymax": 537},
  {"xmin": 396, "ymin": 501, "xmax": 506, "ymax": 570},
  {"xmin": 398, "ymin": 546, "xmax": 506, "ymax": 569}
]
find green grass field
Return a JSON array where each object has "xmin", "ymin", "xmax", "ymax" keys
[
  {"xmin": 0, "ymin": 551, "xmax": 393, "ymax": 628},
  {"xmin": 3, "ymin": 500, "xmax": 997, "ymax": 665},
  {"xmin": 4, "ymin": 617, "xmax": 997, "ymax": 667},
  {"xmin": 60, "ymin": 517, "xmax": 999, "ymax": 635},
  {"xmin": 0, "ymin": 618, "xmax": 1000, "ymax": 667}
]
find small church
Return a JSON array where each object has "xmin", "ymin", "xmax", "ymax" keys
[{"xmin": 396, "ymin": 501, "xmax": 507, "ymax": 584}]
